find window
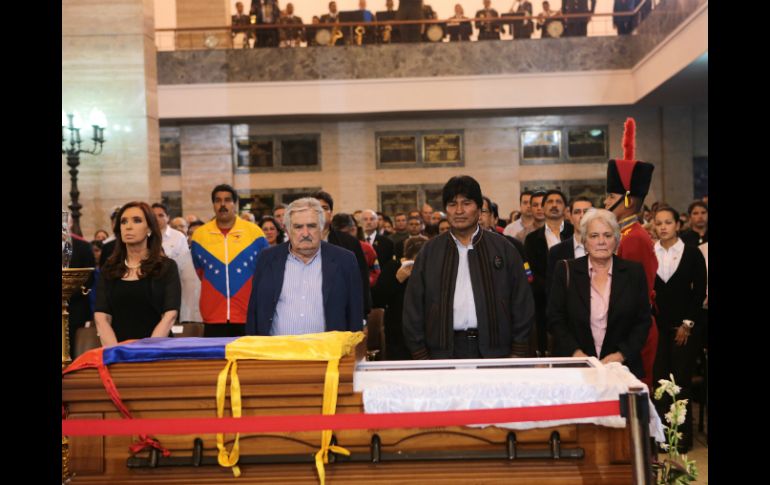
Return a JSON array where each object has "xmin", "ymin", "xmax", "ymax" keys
[
  {"xmin": 520, "ymin": 126, "xmax": 608, "ymax": 165},
  {"xmin": 161, "ymin": 191, "xmax": 183, "ymax": 219},
  {"xmin": 237, "ymin": 188, "xmax": 321, "ymax": 220},
  {"xmin": 160, "ymin": 127, "xmax": 181, "ymax": 174},
  {"xmin": 376, "ymin": 130, "xmax": 464, "ymax": 168},
  {"xmin": 233, "ymin": 130, "xmax": 320, "ymax": 172},
  {"xmin": 379, "ymin": 184, "xmax": 444, "ymax": 216}
]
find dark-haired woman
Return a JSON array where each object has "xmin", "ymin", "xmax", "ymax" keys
[
  {"xmin": 94, "ymin": 201, "xmax": 181, "ymax": 347},
  {"xmin": 652, "ymin": 206, "xmax": 707, "ymax": 452},
  {"xmin": 259, "ymin": 215, "xmax": 285, "ymax": 246}
]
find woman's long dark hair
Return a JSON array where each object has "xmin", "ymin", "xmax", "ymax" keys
[
  {"xmin": 103, "ymin": 201, "xmax": 166, "ymax": 280},
  {"xmin": 259, "ymin": 215, "xmax": 285, "ymax": 245}
]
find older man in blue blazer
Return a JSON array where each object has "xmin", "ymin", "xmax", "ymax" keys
[{"xmin": 246, "ymin": 197, "xmax": 363, "ymax": 336}]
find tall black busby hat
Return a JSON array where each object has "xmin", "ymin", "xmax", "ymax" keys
[{"xmin": 606, "ymin": 118, "xmax": 654, "ymax": 208}]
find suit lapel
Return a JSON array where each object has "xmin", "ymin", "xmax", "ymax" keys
[
  {"xmin": 321, "ymin": 243, "xmax": 336, "ymax": 306},
  {"xmin": 272, "ymin": 245, "xmax": 289, "ymax": 303},
  {"xmin": 573, "ymin": 257, "xmax": 591, "ymax": 312},
  {"xmin": 607, "ymin": 257, "xmax": 626, "ymax": 329}
]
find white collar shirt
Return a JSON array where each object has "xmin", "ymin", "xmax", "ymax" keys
[
  {"xmin": 573, "ymin": 235, "xmax": 586, "ymax": 259},
  {"xmin": 450, "ymin": 226, "xmax": 480, "ymax": 331},
  {"xmin": 545, "ymin": 220, "xmax": 565, "ymax": 249},
  {"xmin": 655, "ymin": 238, "xmax": 685, "ymax": 283}
]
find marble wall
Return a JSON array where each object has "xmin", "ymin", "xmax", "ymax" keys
[
  {"xmin": 62, "ymin": 0, "xmax": 160, "ymax": 238},
  {"xmin": 160, "ymin": 105, "xmax": 704, "ymax": 219}
]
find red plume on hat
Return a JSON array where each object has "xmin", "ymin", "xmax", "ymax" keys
[
  {"xmin": 617, "ymin": 118, "xmax": 637, "ymax": 207},
  {"xmin": 606, "ymin": 117, "xmax": 654, "ymax": 208},
  {"xmin": 622, "ymin": 117, "xmax": 635, "ymax": 162}
]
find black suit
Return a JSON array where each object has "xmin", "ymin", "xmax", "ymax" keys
[
  {"xmin": 652, "ymin": 244, "xmax": 707, "ymax": 450},
  {"xmin": 680, "ymin": 229, "xmax": 708, "ymax": 248},
  {"xmin": 68, "ymin": 238, "xmax": 96, "ymax": 357},
  {"xmin": 546, "ymin": 236, "xmax": 576, "ymax": 296},
  {"xmin": 251, "ymin": 0, "xmax": 279, "ymax": 47},
  {"xmin": 548, "ymin": 255, "xmax": 651, "ymax": 379},
  {"xmin": 562, "ymin": 0, "xmax": 596, "ymax": 37},
  {"xmin": 365, "ymin": 233, "xmax": 395, "ymax": 267},
  {"xmin": 506, "ymin": 1, "xmax": 533, "ymax": 39},
  {"xmin": 371, "ymin": 259, "xmax": 411, "ymax": 360},
  {"xmin": 99, "ymin": 239, "xmax": 115, "ymax": 267},
  {"xmin": 328, "ymin": 230, "xmax": 372, "ymax": 319},
  {"xmin": 525, "ymin": 222, "xmax": 574, "ymax": 354},
  {"xmin": 475, "ymin": 8, "xmax": 501, "ymax": 40}
]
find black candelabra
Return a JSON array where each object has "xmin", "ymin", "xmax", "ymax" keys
[{"xmin": 62, "ymin": 111, "xmax": 106, "ymax": 237}]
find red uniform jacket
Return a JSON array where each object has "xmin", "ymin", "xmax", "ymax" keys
[{"xmin": 617, "ymin": 220, "xmax": 658, "ymax": 388}]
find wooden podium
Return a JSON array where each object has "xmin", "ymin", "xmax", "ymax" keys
[{"xmin": 62, "ymin": 346, "xmax": 634, "ymax": 484}]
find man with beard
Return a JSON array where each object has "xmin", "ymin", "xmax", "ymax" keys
[
  {"xmin": 403, "ymin": 176, "xmax": 534, "ymax": 359},
  {"xmin": 191, "ymin": 184, "xmax": 269, "ymax": 337},
  {"xmin": 545, "ymin": 196, "xmax": 593, "ymax": 293}
]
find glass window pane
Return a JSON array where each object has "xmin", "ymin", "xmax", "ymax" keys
[
  {"xmin": 161, "ymin": 191, "xmax": 183, "ymax": 219},
  {"xmin": 424, "ymin": 189, "xmax": 444, "ymax": 212},
  {"xmin": 567, "ymin": 128, "xmax": 607, "ymax": 158},
  {"xmin": 280, "ymin": 138, "xmax": 318, "ymax": 167},
  {"xmin": 378, "ymin": 136, "xmax": 417, "ymax": 164},
  {"xmin": 239, "ymin": 193, "xmax": 275, "ymax": 220},
  {"xmin": 381, "ymin": 190, "xmax": 418, "ymax": 216},
  {"xmin": 521, "ymin": 130, "xmax": 561, "ymax": 160},
  {"xmin": 236, "ymin": 138, "xmax": 273, "ymax": 168},
  {"xmin": 160, "ymin": 134, "xmax": 180, "ymax": 172}
]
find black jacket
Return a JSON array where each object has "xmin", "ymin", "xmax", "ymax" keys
[
  {"xmin": 403, "ymin": 229, "xmax": 535, "ymax": 359},
  {"xmin": 547, "ymin": 255, "xmax": 651, "ymax": 378},
  {"xmin": 546, "ymin": 236, "xmax": 576, "ymax": 296},
  {"xmin": 367, "ymin": 233, "xmax": 396, "ymax": 267},
  {"xmin": 654, "ymin": 245, "xmax": 707, "ymax": 329},
  {"xmin": 67, "ymin": 238, "xmax": 97, "ymax": 356},
  {"xmin": 328, "ymin": 229, "xmax": 372, "ymax": 319},
  {"xmin": 525, "ymin": 222, "xmax": 574, "ymax": 303}
]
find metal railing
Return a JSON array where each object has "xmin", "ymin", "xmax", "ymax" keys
[{"xmin": 155, "ymin": 0, "xmax": 659, "ymax": 51}]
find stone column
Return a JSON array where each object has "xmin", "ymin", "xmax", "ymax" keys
[
  {"xmin": 62, "ymin": 0, "xmax": 160, "ymax": 238},
  {"xmin": 180, "ymin": 124, "xmax": 234, "ymax": 219},
  {"xmin": 660, "ymin": 106, "xmax": 695, "ymax": 211}
]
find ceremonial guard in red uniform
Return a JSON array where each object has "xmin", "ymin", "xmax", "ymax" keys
[{"xmin": 604, "ymin": 118, "xmax": 658, "ymax": 389}]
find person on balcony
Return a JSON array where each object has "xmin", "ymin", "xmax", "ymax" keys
[{"xmin": 475, "ymin": 0, "xmax": 502, "ymax": 40}]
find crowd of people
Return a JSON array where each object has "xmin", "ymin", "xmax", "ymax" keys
[
  {"xmin": 66, "ymin": 117, "xmax": 706, "ymax": 452},
  {"xmin": 229, "ymin": 0, "xmax": 652, "ymax": 48}
]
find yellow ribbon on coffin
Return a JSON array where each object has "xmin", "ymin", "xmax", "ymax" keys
[{"xmin": 215, "ymin": 331, "xmax": 365, "ymax": 483}]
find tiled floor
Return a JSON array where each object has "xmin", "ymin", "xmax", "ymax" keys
[{"xmin": 689, "ymin": 402, "xmax": 708, "ymax": 484}]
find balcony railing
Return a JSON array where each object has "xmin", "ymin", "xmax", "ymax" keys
[{"xmin": 155, "ymin": 0, "xmax": 660, "ymax": 52}]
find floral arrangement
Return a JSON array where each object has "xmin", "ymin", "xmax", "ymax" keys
[{"xmin": 653, "ymin": 374, "xmax": 698, "ymax": 484}]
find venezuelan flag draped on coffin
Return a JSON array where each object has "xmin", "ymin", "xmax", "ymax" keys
[{"xmin": 63, "ymin": 332, "xmax": 661, "ymax": 485}]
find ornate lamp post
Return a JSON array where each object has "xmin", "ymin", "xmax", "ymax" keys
[{"xmin": 62, "ymin": 109, "xmax": 106, "ymax": 236}]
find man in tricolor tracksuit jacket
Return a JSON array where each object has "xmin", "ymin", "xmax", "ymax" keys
[{"xmin": 191, "ymin": 184, "xmax": 269, "ymax": 337}]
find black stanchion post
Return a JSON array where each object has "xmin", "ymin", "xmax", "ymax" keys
[{"xmin": 619, "ymin": 388, "xmax": 653, "ymax": 485}]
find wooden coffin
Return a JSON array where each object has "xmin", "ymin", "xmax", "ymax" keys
[{"xmin": 62, "ymin": 347, "xmax": 633, "ymax": 484}]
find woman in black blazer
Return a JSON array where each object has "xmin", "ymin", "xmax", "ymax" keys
[
  {"xmin": 547, "ymin": 209, "xmax": 651, "ymax": 379},
  {"xmin": 94, "ymin": 201, "xmax": 181, "ymax": 347},
  {"xmin": 652, "ymin": 206, "xmax": 707, "ymax": 452}
]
